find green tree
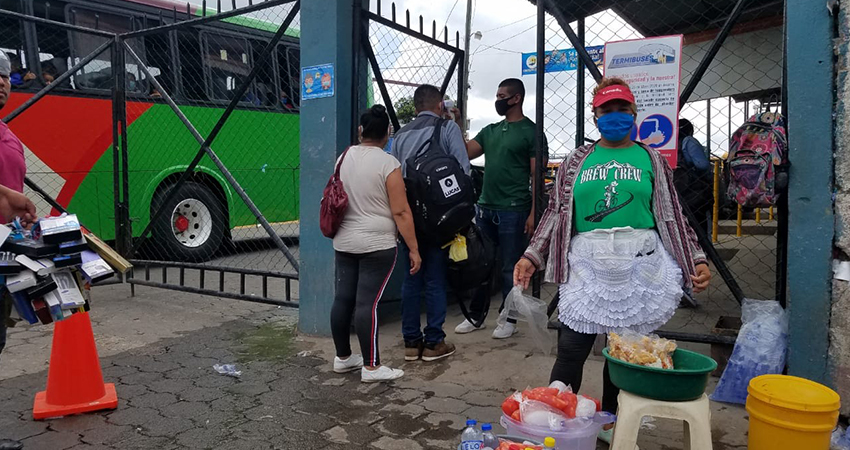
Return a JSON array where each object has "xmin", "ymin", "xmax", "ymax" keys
[{"xmin": 395, "ymin": 96, "xmax": 416, "ymax": 125}]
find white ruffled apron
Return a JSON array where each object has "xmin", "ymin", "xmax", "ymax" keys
[{"xmin": 558, "ymin": 227, "xmax": 682, "ymax": 335}]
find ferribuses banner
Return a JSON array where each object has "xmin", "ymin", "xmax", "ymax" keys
[{"xmin": 603, "ymin": 35, "xmax": 683, "ymax": 168}]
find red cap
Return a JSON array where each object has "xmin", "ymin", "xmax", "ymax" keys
[{"xmin": 592, "ymin": 84, "xmax": 636, "ymax": 108}]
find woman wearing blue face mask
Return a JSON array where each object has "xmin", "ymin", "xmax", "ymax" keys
[{"xmin": 513, "ymin": 78, "xmax": 711, "ymax": 444}]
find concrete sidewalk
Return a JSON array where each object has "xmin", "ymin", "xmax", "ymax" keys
[{"xmin": 0, "ymin": 283, "xmax": 748, "ymax": 449}]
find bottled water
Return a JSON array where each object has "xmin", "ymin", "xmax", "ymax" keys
[
  {"xmin": 461, "ymin": 419, "xmax": 483, "ymax": 450},
  {"xmin": 481, "ymin": 423, "xmax": 499, "ymax": 450}
]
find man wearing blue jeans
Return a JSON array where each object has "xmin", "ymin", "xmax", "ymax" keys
[
  {"xmin": 455, "ymin": 78, "xmax": 541, "ymax": 339},
  {"xmin": 391, "ymin": 84, "xmax": 469, "ymax": 361}
]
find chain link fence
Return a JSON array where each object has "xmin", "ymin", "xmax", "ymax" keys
[
  {"xmin": 535, "ymin": 0, "xmax": 785, "ymax": 340},
  {"xmin": 1, "ymin": 0, "xmax": 302, "ymax": 306},
  {"xmin": 361, "ymin": 1, "xmax": 465, "ymax": 133}
]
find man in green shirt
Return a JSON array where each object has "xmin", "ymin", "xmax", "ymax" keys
[{"xmin": 453, "ymin": 78, "xmax": 540, "ymax": 339}]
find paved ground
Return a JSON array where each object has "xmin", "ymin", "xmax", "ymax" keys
[{"xmin": 0, "ymin": 282, "xmax": 749, "ymax": 449}]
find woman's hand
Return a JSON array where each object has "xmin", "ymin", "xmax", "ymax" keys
[
  {"xmin": 408, "ymin": 249, "xmax": 422, "ymax": 275},
  {"xmin": 691, "ymin": 263, "xmax": 711, "ymax": 293},
  {"xmin": 513, "ymin": 257, "xmax": 536, "ymax": 290}
]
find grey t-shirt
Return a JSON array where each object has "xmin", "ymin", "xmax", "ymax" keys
[
  {"xmin": 390, "ymin": 111, "xmax": 470, "ymax": 177},
  {"xmin": 333, "ymin": 145, "xmax": 402, "ymax": 254}
]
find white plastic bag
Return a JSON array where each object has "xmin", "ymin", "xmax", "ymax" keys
[
  {"xmin": 498, "ymin": 286, "xmax": 554, "ymax": 356},
  {"xmin": 711, "ymin": 299, "xmax": 788, "ymax": 404},
  {"xmin": 519, "ymin": 399, "xmax": 570, "ymax": 431}
]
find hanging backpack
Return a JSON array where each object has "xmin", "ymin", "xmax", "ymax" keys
[
  {"xmin": 319, "ymin": 148, "xmax": 350, "ymax": 238},
  {"xmin": 404, "ymin": 119, "xmax": 476, "ymax": 246},
  {"xmin": 726, "ymin": 111, "xmax": 787, "ymax": 208},
  {"xmin": 447, "ymin": 223, "xmax": 497, "ymax": 327}
]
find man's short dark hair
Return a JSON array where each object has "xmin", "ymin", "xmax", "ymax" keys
[
  {"xmin": 499, "ymin": 78, "xmax": 525, "ymax": 102},
  {"xmin": 413, "ymin": 84, "xmax": 442, "ymax": 112}
]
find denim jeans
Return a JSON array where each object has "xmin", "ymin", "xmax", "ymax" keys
[
  {"xmin": 469, "ymin": 206, "xmax": 529, "ymax": 323},
  {"xmin": 400, "ymin": 241, "xmax": 448, "ymax": 344},
  {"xmin": 0, "ymin": 293, "xmax": 6, "ymax": 362}
]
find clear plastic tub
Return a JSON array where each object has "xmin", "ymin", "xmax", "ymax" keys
[{"xmin": 500, "ymin": 412, "xmax": 616, "ymax": 450}]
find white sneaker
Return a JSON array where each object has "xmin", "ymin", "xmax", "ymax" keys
[
  {"xmin": 454, "ymin": 319, "xmax": 486, "ymax": 334},
  {"xmin": 361, "ymin": 366, "xmax": 404, "ymax": 383},
  {"xmin": 333, "ymin": 354, "xmax": 364, "ymax": 373},
  {"xmin": 492, "ymin": 322, "xmax": 517, "ymax": 339}
]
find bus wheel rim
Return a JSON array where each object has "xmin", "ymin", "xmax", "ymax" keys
[{"xmin": 171, "ymin": 198, "xmax": 213, "ymax": 248}]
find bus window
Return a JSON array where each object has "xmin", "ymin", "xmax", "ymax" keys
[
  {"xmin": 141, "ymin": 28, "xmax": 173, "ymax": 98},
  {"xmin": 177, "ymin": 29, "xmax": 205, "ymax": 101},
  {"xmin": 250, "ymin": 38, "xmax": 276, "ymax": 107},
  {"xmin": 202, "ymin": 32, "xmax": 253, "ymax": 103},
  {"xmin": 69, "ymin": 7, "xmax": 145, "ymax": 93},
  {"xmin": 31, "ymin": 0, "xmax": 73, "ymax": 89},
  {"xmin": 0, "ymin": 0, "xmax": 34, "ymax": 91},
  {"xmin": 275, "ymin": 44, "xmax": 299, "ymax": 111}
]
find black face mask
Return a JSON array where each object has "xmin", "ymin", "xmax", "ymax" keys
[{"xmin": 495, "ymin": 97, "xmax": 514, "ymax": 116}]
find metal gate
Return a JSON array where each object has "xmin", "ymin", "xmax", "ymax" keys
[
  {"xmin": 358, "ymin": 0, "xmax": 466, "ymax": 135},
  {"xmin": 0, "ymin": 0, "xmax": 302, "ymax": 306}
]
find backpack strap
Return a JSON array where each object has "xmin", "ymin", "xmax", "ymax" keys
[{"xmin": 412, "ymin": 118, "xmax": 447, "ymax": 161}]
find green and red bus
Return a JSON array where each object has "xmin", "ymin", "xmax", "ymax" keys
[{"xmin": 1, "ymin": 0, "xmax": 300, "ymax": 261}]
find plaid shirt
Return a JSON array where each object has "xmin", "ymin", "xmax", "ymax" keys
[{"xmin": 523, "ymin": 142, "xmax": 707, "ymax": 289}]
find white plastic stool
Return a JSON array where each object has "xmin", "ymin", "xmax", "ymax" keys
[{"xmin": 611, "ymin": 390, "xmax": 713, "ymax": 450}]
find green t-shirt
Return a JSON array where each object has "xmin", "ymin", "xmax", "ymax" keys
[
  {"xmin": 474, "ymin": 117, "xmax": 537, "ymax": 211},
  {"xmin": 574, "ymin": 144, "xmax": 655, "ymax": 233}
]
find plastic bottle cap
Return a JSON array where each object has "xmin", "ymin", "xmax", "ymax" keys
[
  {"xmin": 466, "ymin": 419, "xmax": 477, "ymax": 426},
  {"xmin": 481, "ymin": 423, "xmax": 492, "ymax": 431},
  {"xmin": 544, "ymin": 437, "xmax": 556, "ymax": 447}
]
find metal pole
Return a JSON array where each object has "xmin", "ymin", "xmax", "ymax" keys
[
  {"xmin": 111, "ymin": 39, "xmax": 130, "ymax": 256},
  {"xmin": 3, "ymin": 39, "xmax": 113, "ymax": 124},
  {"xmin": 575, "ymin": 17, "xmax": 585, "ymax": 149},
  {"xmin": 532, "ymin": 0, "xmax": 545, "ymax": 300},
  {"xmin": 679, "ymin": 0, "xmax": 751, "ymax": 107},
  {"xmin": 544, "ymin": 0, "xmax": 602, "ymax": 82},
  {"xmin": 461, "ymin": 0, "xmax": 472, "ymax": 133},
  {"xmin": 126, "ymin": 4, "xmax": 301, "ymax": 271}
]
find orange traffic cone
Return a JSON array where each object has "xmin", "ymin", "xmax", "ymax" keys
[{"xmin": 33, "ymin": 311, "xmax": 118, "ymax": 420}]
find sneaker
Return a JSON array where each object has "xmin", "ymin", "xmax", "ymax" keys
[
  {"xmin": 404, "ymin": 340, "xmax": 425, "ymax": 361},
  {"xmin": 361, "ymin": 366, "xmax": 404, "ymax": 383},
  {"xmin": 492, "ymin": 322, "xmax": 517, "ymax": 339},
  {"xmin": 454, "ymin": 319, "xmax": 486, "ymax": 334},
  {"xmin": 422, "ymin": 340, "xmax": 456, "ymax": 362},
  {"xmin": 333, "ymin": 354, "xmax": 364, "ymax": 373}
]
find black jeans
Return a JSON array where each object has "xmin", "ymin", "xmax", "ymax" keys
[
  {"xmin": 0, "ymin": 294, "xmax": 6, "ymax": 362},
  {"xmin": 330, "ymin": 248, "xmax": 397, "ymax": 367},
  {"xmin": 550, "ymin": 325, "xmax": 619, "ymax": 414}
]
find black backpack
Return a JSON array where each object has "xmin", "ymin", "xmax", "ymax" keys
[{"xmin": 404, "ymin": 119, "xmax": 476, "ymax": 246}]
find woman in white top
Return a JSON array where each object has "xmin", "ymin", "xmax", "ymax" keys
[{"xmin": 330, "ymin": 105, "xmax": 422, "ymax": 383}]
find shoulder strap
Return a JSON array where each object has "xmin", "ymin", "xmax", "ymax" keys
[
  {"xmin": 334, "ymin": 147, "xmax": 351, "ymax": 177},
  {"xmin": 412, "ymin": 118, "xmax": 447, "ymax": 161}
]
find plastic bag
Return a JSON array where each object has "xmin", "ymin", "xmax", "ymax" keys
[
  {"xmin": 498, "ymin": 286, "xmax": 553, "ymax": 356},
  {"xmin": 519, "ymin": 399, "xmax": 570, "ymax": 431},
  {"xmin": 608, "ymin": 330, "xmax": 676, "ymax": 369},
  {"xmin": 441, "ymin": 233, "xmax": 468, "ymax": 262},
  {"xmin": 711, "ymin": 299, "xmax": 788, "ymax": 405},
  {"xmin": 833, "ymin": 427, "xmax": 850, "ymax": 450},
  {"xmin": 575, "ymin": 395, "xmax": 597, "ymax": 418}
]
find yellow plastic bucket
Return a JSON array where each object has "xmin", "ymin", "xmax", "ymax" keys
[{"xmin": 746, "ymin": 375, "xmax": 840, "ymax": 450}]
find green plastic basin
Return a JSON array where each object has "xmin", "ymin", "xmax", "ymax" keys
[{"xmin": 603, "ymin": 347, "xmax": 718, "ymax": 401}]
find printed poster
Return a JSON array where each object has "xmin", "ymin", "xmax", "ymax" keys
[
  {"xmin": 604, "ymin": 35, "xmax": 683, "ymax": 168},
  {"xmin": 522, "ymin": 46, "xmax": 604, "ymax": 75},
  {"xmin": 301, "ymin": 64, "xmax": 334, "ymax": 100}
]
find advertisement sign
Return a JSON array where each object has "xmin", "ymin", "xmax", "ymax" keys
[
  {"xmin": 603, "ymin": 35, "xmax": 683, "ymax": 167},
  {"xmin": 522, "ymin": 45, "xmax": 604, "ymax": 75},
  {"xmin": 301, "ymin": 64, "xmax": 335, "ymax": 100}
]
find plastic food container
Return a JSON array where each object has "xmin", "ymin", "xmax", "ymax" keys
[
  {"xmin": 746, "ymin": 375, "xmax": 840, "ymax": 450},
  {"xmin": 499, "ymin": 412, "xmax": 615, "ymax": 450},
  {"xmin": 457, "ymin": 435, "xmax": 541, "ymax": 450},
  {"xmin": 603, "ymin": 348, "xmax": 717, "ymax": 401}
]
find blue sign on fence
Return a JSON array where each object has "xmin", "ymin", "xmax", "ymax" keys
[
  {"xmin": 302, "ymin": 64, "xmax": 335, "ymax": 100},
  {"xmin": 521, "ymin": 46, "xmax": 604, "ymax": 75}
]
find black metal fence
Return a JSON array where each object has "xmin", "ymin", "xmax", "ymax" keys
[
  {"xmin": 0, "ymin": 0, "xmax": 301, "ymax": 306},
  {"xmin": 532, "ymin": 0, "xmax": 787, "ymax": 343}
]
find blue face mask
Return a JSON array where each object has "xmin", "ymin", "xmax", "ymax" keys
[{"xmin": 597, "ymin": 111, "xmax": 635, "ymax": 142}]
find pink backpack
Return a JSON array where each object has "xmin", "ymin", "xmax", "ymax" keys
[{"xmin": 726, "ymin": 112, "xmax": 787, "ymax": 208}]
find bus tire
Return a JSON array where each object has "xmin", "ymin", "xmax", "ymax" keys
[{"xmin": 151, "ymin": 181, "xmax": 226, "ymax": 262}]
